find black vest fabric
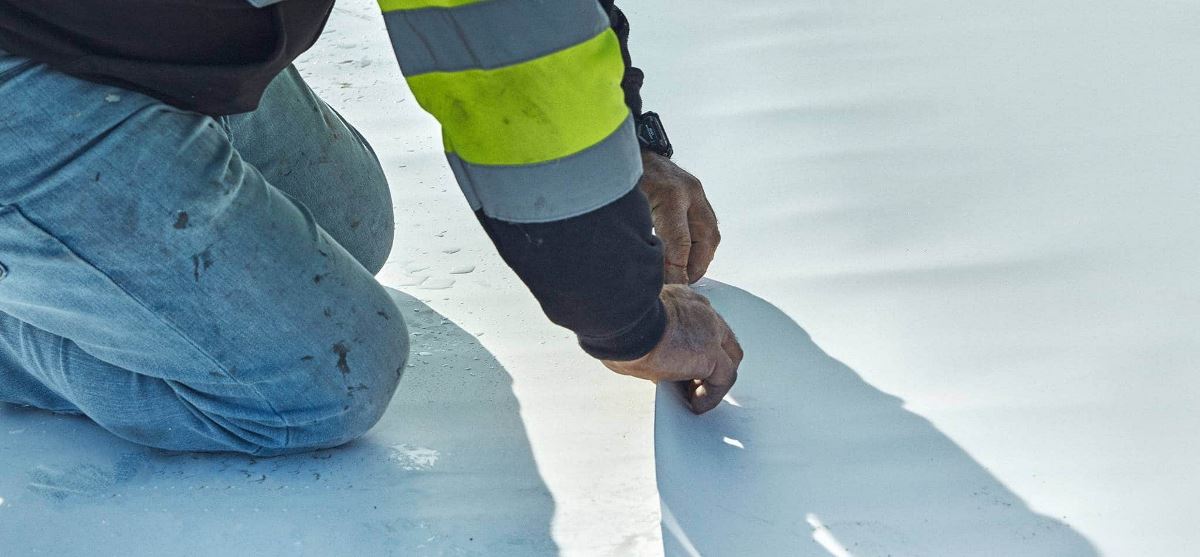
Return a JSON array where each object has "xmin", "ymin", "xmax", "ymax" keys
[{"xmin": 0, "ymin": 0, "xmax": 335, "ymax": 115}]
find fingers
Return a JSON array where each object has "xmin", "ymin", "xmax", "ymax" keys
[
  {"xmin": 689, "ymin": 322, "xmax": 742, "ymax": 415},
  {"xmin": 603, "ymin": 286, "xmax": 741, "ymax": 415},
  {"xmin": 689, "ymin": 348, "xmax": 737, "ymax": 414},
  {"xmin": 639, "ymin": 154, "xmax": 722, "ymax": 285},
  {"xmin": 721, "ymin": 328, "xmax": 744, "ymax": 366},
  {"xmin": 685, "ymin": 196, "xmax": 720, "ymax": 284},
  {"xmin": 686, "ymin": 240, "xmax": 716, "ymax": 285},
  {"xmin": 653, "ymin": 200, "xmax": 693, "ymax": 285}
]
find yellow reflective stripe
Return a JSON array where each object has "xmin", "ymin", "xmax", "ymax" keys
[
  {"xmin": 406, "ymin": 30, "xmax": 629, "ymax": 166},
  {"xmin": 378, "ymin": 0, "xmax": 483, "ymax": 12}
]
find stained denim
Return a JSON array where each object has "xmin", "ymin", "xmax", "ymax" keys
[{"xmin": 0, "ymin": 51, "xmax": 408, "ymax": 455}]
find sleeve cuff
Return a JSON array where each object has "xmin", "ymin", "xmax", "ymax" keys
[{"xmin": 577, "ymin": 297, "xmax": 667, "ymax": 361}]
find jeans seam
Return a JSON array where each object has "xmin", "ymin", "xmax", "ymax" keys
[
  {"xmin": 8, "ymin": 204, "xmax": 291, "ymax": 451},
  {"xmin": 217, "ymin": 115, "xmax": 234, "ymax": 142},
  {"xmin": 0, "ymin": 59, "xmax": 37, "ymax": 83}
]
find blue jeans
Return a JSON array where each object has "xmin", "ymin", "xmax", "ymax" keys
[{"xmin": 0, "ymin": 51, "xmax": 409, "ymax": 455}]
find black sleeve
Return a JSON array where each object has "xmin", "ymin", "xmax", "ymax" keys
[
  {"xmin": 599, "ymin": 0, "xmax": 645, "ymax": 116},
  {"xmin": 476, "ymin": 189, "xmax": 666, "ymax": 361}
]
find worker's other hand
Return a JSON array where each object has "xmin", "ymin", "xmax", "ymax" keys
[
  {"xmin": 602, "ymin": 285, "xmax": 742, "ymax": 414},
  {"xmin": 639, "ymin": 150, "xmax": 721, "ymax": 285}
]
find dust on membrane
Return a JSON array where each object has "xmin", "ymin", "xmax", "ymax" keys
[{"xmin": 388, "ymin": 444, "xmax": 440, "ymax": 471}]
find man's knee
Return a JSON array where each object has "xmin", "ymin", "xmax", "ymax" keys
[
  {"xmin": 257, "ymin": 318, "xmax": 409, "ymax": 455},
  {"xmin": 279, "ymin": 374, "xmax": 403, "ymax": 454},
  {"xmin": 227, "ymin": 67, "xmax": 396, "ymax": 276},
  {"xmin": 204, "ymin": 370, "xmax": 405, "ymax": 456},
  {"xmin": 117, "ymin": 312, "xmax": 410, "ymax": 456},
  {"xmin": 337, "ymin": 142, "xmax": 394, "ymax": 275},
  {"xmin": 352, "ymin": 215, "xmax": 394, "ymax": 275}
]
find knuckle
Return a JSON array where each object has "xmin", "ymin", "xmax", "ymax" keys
[
  {"xmin": 666, "ymin": 231, "xmax": 692, "ymax": 245},
  {"xmin": 730, "ymin": 339, "xmax": 743, "ymax": 354},
  {"xmin": 689, "ymin": 220, "xmax": 719, "ymax": 243},
  {"xmin": 653, "ymin": 196, "xmax": 678, "ymax": 214},
  {"xmin": 665, "ymin": 241, "xmax": 693, "ymax": 257}
]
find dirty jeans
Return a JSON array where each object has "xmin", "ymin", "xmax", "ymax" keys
[{"xmin": 0, "ymin": 51, "xmax": 409, "ymax": 455}]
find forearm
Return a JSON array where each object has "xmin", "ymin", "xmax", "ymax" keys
[
  {"xmin": 377, "ymin": 0, "xmax": 665, "ymax": 358},
  {"xmin": 476, "ymin": 189, "xmax": 666, "ymax": 360}
]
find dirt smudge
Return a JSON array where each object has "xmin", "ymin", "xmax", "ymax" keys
[{"xmin": 332, "ymin": 342, "xmax": 351, "ymax": 375}]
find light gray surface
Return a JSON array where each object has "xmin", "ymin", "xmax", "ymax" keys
[
  {"xmin": 0, "ymin": 289, "xmax": 556, "ymax": 556},
  {"xmin": 628, "ymin": 1, "xmax": 1200, "ymax": 554},
  {"xmin": 656, "ymin": 281, "xmax": 1097, "ymax": 556},
  {"xmin": 303, "ymin": 1, "xmax": 1200, "ymax": 552},
  {"xmin": 3, "ymin": 0, "xmax": 1194, "ymax": 554}
]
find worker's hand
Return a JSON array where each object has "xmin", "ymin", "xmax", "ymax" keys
[
  {"xmin": 639, "ymin": 150, "xmax": 721, "ymax": 285},
  {"xmin": 602, "ymin": 285, "xmax": 742, "ymax": 414}
]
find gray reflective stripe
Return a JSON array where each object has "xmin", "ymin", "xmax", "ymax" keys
[
  {"xmin": 382, "ymin": 0, "xmax": 610, "ymax": 76},
  {"xmin": 448, "ymin": 116, "xmax": 642, "ymax": 223}
]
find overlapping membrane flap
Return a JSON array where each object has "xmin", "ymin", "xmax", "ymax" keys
[{"xmin": 379, "ymin": 0, "xmax": 642, "ymax": 222}]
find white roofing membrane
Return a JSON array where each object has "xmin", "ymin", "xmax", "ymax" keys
[{"xmin": 2, "ymin": 1, "xmax": 1196, "ymax": 555}]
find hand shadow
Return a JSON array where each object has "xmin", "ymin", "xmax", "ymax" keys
[
  {"xmin": 656, "ymin": 280, "xmax": 1099, "ymax": 557},
  {"xmin": 0, "ymin": 288, "xmax": 558, "ymax": 556}
]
